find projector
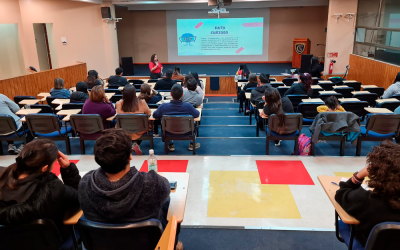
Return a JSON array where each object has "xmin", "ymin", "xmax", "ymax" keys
[{"xmin": 208, "ymin": 8, "xmax": 229, "ymax": 18}]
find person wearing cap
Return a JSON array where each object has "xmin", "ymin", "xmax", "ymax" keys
[{"xmin": 250, "ymin": 73, "xmax": 272, "ymax": 106}]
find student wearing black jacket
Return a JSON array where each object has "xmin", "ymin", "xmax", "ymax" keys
[
  {"xmin": 335, "ymin": 141, "xmax": 400, "ymax": 247},
  {"xmin": 154, "ymin": 69, "xmax": 175, "ymax": 90},
  {"xmin": 250, "ymin": 73, "xmax": 272, "ymax": 106},
  {"xmin": 108, "ymin": 67, "xmax": 129, "ymax": 87},
  {"xmin": 239, "ymin": 73, "xmax": 258, "ymax": 112},
  {"xmin": 0, "ymin": 139, "xmax": 80, "ymax": 242},
  {"xmin": 70, "ymin": 81, "xmax": 89, "ymax": 103},
  {"xmin": 284, "ymin": 73, "xmax": 313, "ymax": 97}
]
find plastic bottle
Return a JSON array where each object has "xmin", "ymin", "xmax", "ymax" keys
[{"xmin": 148, "ymin": 149, "xmax": 158, "ymax": 172}]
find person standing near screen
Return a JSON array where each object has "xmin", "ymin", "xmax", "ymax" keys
[{"xmin": 149, "ymin": 54, "xmax": 163, "ymax": 79}]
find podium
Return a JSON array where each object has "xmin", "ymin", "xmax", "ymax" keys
[{"xmin": 292, "ymin": 38, "xmax": 311, "ymax": 68}]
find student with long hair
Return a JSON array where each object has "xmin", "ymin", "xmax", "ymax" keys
[
  {"xmin": 335, "ymin": 141, "xmax": 400, "ymax": 247},
  {"xmin": 116, "ymin": 85, "xmax": 151, "ymax": 155},
  {"xmin": 382, "ymin": 72, "xmax": 400, "ymax": 99},
  {"xmin": 85, "ymin": 70, "xmax": 103, "ymax": 89},
  {"xmin": 70, "ymin": 81, "xmax": 89, "ymax": 103},
  {"xmin": 239, "ymin": 73, "xmax": 259, "ymax": 112},
  {"xmin": 149, "ymin": 54, "xmax": 163, "ymax": 79},
  {"xmin": 284, "ymin": 73, "xmax": 313, "ymax": 97},
  {"xmin": 0, "ymin": 139, "xmax": 80, "ymax": 244},
  {"xmin": 139, "ymin": 83, "xmax": 162, "ymax": 104},
  {"xmin": 189, "ymin": 71, "xmax": 204, "ymax": 90},
  {"xmin": 172, "ymin": 67, "xmax": 184, "ymax": 82},
  {"xmin": 309, "ymin": 57, "xmax": 324, "ymax": 78},
  {"xmin": 50, "ymin": 78, "xmax": 70, "ymax": 98}
]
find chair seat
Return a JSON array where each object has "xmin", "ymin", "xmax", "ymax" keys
[
  {"xmin": 36, "ymin": 127, "xmax": 72, "ymax": 137},
  {"xmin": 303, "ymin": 118, "xmax": 314, "ymax": 123},
  {"xmin": 267, "ymin": 128, "xmax": 299, "ymax": 137},
  {"xmin": 0, "ymin": 129, "xmax": 28, "ymax": 138},
  {"xmin": 338, "ymin": 220, "xmax": 365, "ymax": 250},
  {"xmin": 360, "ymin": 127, "xmax": 395, "ymax": 138}
]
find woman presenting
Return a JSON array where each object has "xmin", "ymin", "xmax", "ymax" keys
[{"xmin": 149, "ymin": 54, "xmax": 163, "ymax": 79}]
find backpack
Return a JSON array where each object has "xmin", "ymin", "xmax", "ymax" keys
[{"xmin": 298, "ymin": 134, "xmax": 311, "ymax": 156}]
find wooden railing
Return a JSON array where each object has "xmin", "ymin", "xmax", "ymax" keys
[{"xmin": 0, "ymin": 62, "xmax": 87, "ymax": 100}]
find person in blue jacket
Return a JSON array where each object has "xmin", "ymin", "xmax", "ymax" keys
[{"xmin": 50, "ymin": 78, "xmax": 71, "ymax": 98}]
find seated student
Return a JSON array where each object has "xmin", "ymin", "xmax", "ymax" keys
[
  {"xmin": 182, "ymin": 78, "xmax": 203, "ymax": 107},
  {"xmin": 190, "ymin": 71, "xmax": 204, "ymax": 90},
  {"xmin": 154, "ymin": 69, "xmax": 175, "ymax": 90},
  {"xmin": 335, "ymin": 141, "xmax": 400, "ymax": 247},
  {"xmin": 116, "ymin": 85, "xmax": 151, "ymax": 155},
  {"xmin": 309, "ymin": 57, "xmax": 324, "ymax": 78},
  {"xmin": 0, "ymin": 139, "xmax": 80, "ymax": 244},
  {"xmin": 260, "ymin": 87, "xmax": 294, "ymax": 146},
  {"xmin": 85, "ymin": 70, "xmax": 103, "ymax": 89},
  {"xmin": 284, "ymin": 73, "xmax": 313, "ymax": 97},
  {"xmin": 78, "ymin": 129, "xmax": 184, "ymax": 248},
  {"xmin": 239, "ymin": 73, "xmax": 259, "ymax": 112},
  {"xmin": 184, "ymin": 74, "xmax": 204, "ymax": 96},
  {"xmin": 70, "ymin": 81, "xmax": 89, "ymax": 103},
  {"xmin": 250, "ymin": 73, "xmax": 272, "ymax": 106},
  {"xmin": 153, "ymin": 84, "xmax": 200, "ymax": 152},
  {"xmin": 171, "ymin": 67, "xmax": 185, "ymax": 82},
  {"xmin": 138, "ymin": 83, "xmax": 162, "ymax": 104},
  {"xmin": 82, "ymin": 85, "xmax": 116, "ymax": 139},
  {"xmin": 50, "ymin": 78, "xmax": 71, "ymax": 98},
  {"xmin": 382, "ymin": 72, "xmax": 400, "ymax": 99},
  {"xmin": 317, "ymin": 96, "xmax": 345, "ymax": 113},
  {"xmin": 107, "ymin": 67, "xmax": 129, "ymax": 87}
]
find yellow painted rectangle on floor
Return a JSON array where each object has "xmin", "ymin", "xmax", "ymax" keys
[{"xmin": 207, "ymin": 171, "xmax": 301, "ymax": 219}]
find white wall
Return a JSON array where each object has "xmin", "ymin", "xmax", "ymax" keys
[
  {"xmin": 46, "ymin": 23, "xmax": 59, "ymax": 69},
  {"xmin": 0, "ymin": 24, "xmax": 25, "ymax": 79},
  {"xmin": 33, "ymin": 23, "xmax": 50, "ymax": 71}
]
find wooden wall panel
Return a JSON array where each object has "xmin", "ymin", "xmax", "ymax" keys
[
  {"xmin": 347, "ymin": 54, "xmax": 400, "ymax": 89},
  {"xmin": 0, "ymin": 63, "xmax": 87, "ymax": 100},
  {"xmin": 205, "ymin": 77, "xmax": 237, "ymax": 95}
]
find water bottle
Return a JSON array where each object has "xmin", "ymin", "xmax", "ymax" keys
[{"xmin": 148, "ymin": 149, "xmax": 158, "ymax": 172}]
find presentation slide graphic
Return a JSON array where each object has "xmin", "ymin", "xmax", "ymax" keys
[{"xmin": 177, "ymin": 18, "xmax": 264, "ymax": 56}]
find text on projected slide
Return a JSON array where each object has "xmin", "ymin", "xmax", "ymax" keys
[{"xmin": 177, "ymin": 18, "xmax": 263, "ymax": 56}]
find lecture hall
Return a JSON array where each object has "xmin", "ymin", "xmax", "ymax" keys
[{"xmin": 1, "ymin": 0, "xmax": 400, "ymax": 249}]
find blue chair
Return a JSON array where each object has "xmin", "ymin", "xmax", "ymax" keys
[
  {"xmin": 0, "ymin": 218, "xmax": 79, "ymax": 250},
  {"xmin": 282, "ymin": 78, "xmax": 297, "ymax": 86},
  {"xmin": 286, "ymin": 94, "xmax": 308, "ymax": 112},
  {"xmin": 76, "ymin": 216, "xmax": 163, "ymax": 250},
  {"xmin": 128, "ymin": 79, "xmax": 145, "ymax": 85},
  {"xmin": 319, "ymin": 92, "xmax": 343, "ymax": 101},
  {"xmin": 270, "ymin": 82, "xmax": 284, "ymax": 88},
  {"xmin": 266, "ymin": 113, "xmax": 303, "ymax": 155},
  {"xmin": 0, "ymin": 115, "xmax": 28, "ymax": 155},
  {"xmin": 378, "ymin": 101, "xmax": 400, "ymax": 112},
  {"xmin": 14, "ymin": 95, "xmax": 37, "ymax": 108},
  {"xmin": 162, "ymin": 115, "xmax": 196, "ymax": 155},
  {"xmin": 297, "ymin": 102, "xmax": 324, "ymax": 125},
  {"xmin": 318, "ymin": 82, "xmax": 337, "ymax": 91},
  {"xmin": 46, "ymin": 96, "xmax": 68, "ymax": 110},
  {"xmin": 277, "ymin": 86, "xmax": 290, "ymax": 97},
  {"xmin": 110, "ymin": 94, "xmax": 123, "ymax": 103},
  {"xmin": 30, "ymin": 104, "xmax": 54, "ymax": 114},
  {"xmin": 148, "ymin": 79, "xmax": 158, "ymax": 83},
  {"xmin": 25, "ymin": 114, "xmax": 72, "ymax": 154},
  {"xmin": 341, "ymin": 101, "xmax": 369, "ymax": 121},
  {"xmin": 353, "ymin": 93, "xmax": 379, "ymax": 107},
  {"xmin": 334, "ymin": 87, "xmax": 355, "ymax": 98},
  {"xmin": 105, "ymin": 89, "xmax": 122, "ymax": 94},
  {"xmin": 344, "ymin": 82, "xmax": 361, "ymax": 91},
  {"xmin": 363, "ymin": 87, "xmax": 385, "ymax": 97},
  {"xmin": 356, "ymin": 114, "xmax": 400, "ymax": 156},
  {"xmin": 70, "ymin": 114, "xmax": 104, "ymax": 154},
  {"xmin": 116, "ymin": 114, "xmax": 154, "ymax": 149}
]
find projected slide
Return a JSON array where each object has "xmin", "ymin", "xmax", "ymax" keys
[{"xmin": 177, "ymin": 18, "xmax": 263, "ymax": 56}]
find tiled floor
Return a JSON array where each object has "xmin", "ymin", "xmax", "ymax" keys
[{"xmin": 0, "ymin": 155, "xmax": 366, "ymax": 231}]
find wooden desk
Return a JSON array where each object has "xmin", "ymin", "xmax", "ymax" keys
[
  {"xmin": 16, "ymin": 108, "xmax": 42, "ymax": 116},
  {"xmin": 361, "ymin": 85, "xmax": 378, "ymax": 88},
  {"xmin": 302, "ymin": 98, "xmax": 323, "ymax": 103},
  {"xmin": 332, "ymin": 86, "xmax": 349, "ymax": 89},
  {"xmin": 319, "ymin": 81, "xmax": 333, "ymax": 83},
  {"xmin": 37, "ymin": 92, "xmax": 51, "ymax": 101},
  {"xmin": 352, "ymin": 91, "xmax": 370, "ymax": 94},
  {"xmin": 63, "ymin": 172, "xmax": 190, "ymax": 224},
  {"xmin": 57, "ymin": 109, "xmax": 81, "ymax": 122},
  {"xmin": 365, "ymin": 107, "xmax": 393, "ymax": 114},
  {"xmin": 311, "ymin": 85, "xmax": 323, "ymax": 89},
  {"xmin": 320, "ymin": 91, "xmax": 337, "ymax": 94},
  {"xmin": 375, "ymin": 98, "xmax": 400, "ymax": 104},
  {"xmin": 245, "ymin": 92, "xmax": 251, "ymax": 99},
  {"xmin": 52, "ymin": 99, "xmax": 71, "ymax": 110},
  {"xmin": 318, "ymin": 175, "xmax": 359, "ymax": 224},
  {"xmin": 105, "ymin": 93, "xmax": 115, "ymax": 99},
  {"xmin": 343, "ymin": 80, "xmax": 357, "ymax": 83},
  {"xmin": 19, "ymin": 99, "xmax": 40, "ymax": 105},
  {"xmin": 339, "ymin": 98, "xmax": 361, "ymax": 102}
]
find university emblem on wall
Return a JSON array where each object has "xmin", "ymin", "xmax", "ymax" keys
[{"xmin": 295, "ymin": 43, "xmax": 306, "ymax": 54}]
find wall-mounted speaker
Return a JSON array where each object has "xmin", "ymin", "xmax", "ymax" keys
[
  {"xmin": 121, "ymin": 57, "xmax": 134, "ymax": 76},
  {"xmin": 300, "ymin": 54, "xmax": 313, "ymax": 73},
  {"xmin": 101, "ymin": 7, "xmax": 111, "ymax": 19}
]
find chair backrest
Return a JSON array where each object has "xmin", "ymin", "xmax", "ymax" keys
[
  {"xmin": 0, "ymin": 219, "xmax": 64, "ymax": 250},
  {"xmin": 270, "ymin": 82, "xmax": 284, "ymax": 88},
  {"xmin": 391, "ymin": 94, "xmax": 400, "ymax": 101},
  {"xmin": 318, "ymin": 82, "xmax": 336, "ymax": 91},
  {"xmin": 116, "ymin": 114, "xmax": 150, "ymax": 135},
  {"xmin": 353, "ymin": 93, "xmax": 379, "ymax": 107},
  {"xmin": 341, "ymin": 101, "xmax": 369, "ymax": 118},
  {"xmin": 148, "ymin": 103, "xmax": 159, "ymax": 109},
  {"xmin": 107, "ymin": 85, "xmax": 120, "ymax": 89},
  {"xmin": 379, "ymin": 101, "xmax": 400, "ymax": 112},
  {"xmin": 148, "ymin": 79, "xmax": 158, "ymax": 83},
  {"xmin": 319, "ymin": 93, "xmax": 343, "ymax": 101},
  {"xmin": 70, "ymin": 114, "xmax": 104, "ymax": 135},
  {"xmin": 238, "ymin": 79, "xmax": 248, "ymax": 82},
  {"xmin": 312, "ymin": 79, "xmax": 323, "ymax": 85},
  {"xmin": 311, "ymin": 88, "xmax": 323, "ymax": 98},
  {"xmin": 105, "ymin": 89, "xmax": 122, "ymax": 94},
  {"xmin": 77, "ymin": 217, "xmax": 163, "ymax": 250},
  {"xmin": 14, "ymin": 96, "xmax": 37, "ymax": 108},
  {"xmin": 0, "ymin": 115, "xmax": 18, "ymax": 135},
  {"xmin": 286, "ymin": 95, "xmax": 309, "ymax": 110},
  {"xmin": 245, "ymin": 87, "xmax": 255, "ymax": 93},
  {"xmin": 333, "ymin": 87, "xmax": 355, "ymax": 98},
  {"xmin": 277, "ymin": 86, "xmax": 290, "ymax": 97},
  {"xmin": 363, "ymin": 87, "xmax": 385, "ymax": 97},
  {"xmin": 134, "ymin": 84, "xmax": 143, "ymax": 89},
  {"xmin": 110, "ymin": 94, "xmax": 123, "ymax": 103},
  {"xmin": 365, "ymin": 222, "xmax": 400, "ymax": 250},
  {"xmin": 25, "ymin": 114, "xmax": 61, "ymax": 136},
  {"xmin": 268, "ymin": 113, "xmax": 303, "ymax": 135},
  {"xmin": 269, "ymin": 78, "xmax": 276, "ymax": 82},
  {"xmin": 365, "ymin": 114, "xmax": 400, "ymax": 136},
  {"xmin": 161, "ymin": 115, "xmax": 194, "ymax": 136},
  {"xmin": 46, "ymin": 96, "xmax": 67, "ymax": 109},
  {"xmin": 129, "ymin": 79, "xmax": 145, "ymax": 84},
  {"xmin": 30, "ymin": 104, "xmax": 54, "ymax": 114},
  {"xmin": 62, "ymin": 103, "xmax": 84, "ymax": 111},
  {"xmin": 282, "ymin": 78, "xmax": 297, "ymax": 86},
  {"xmin": 297, "ymin": 102, "xmax": 324, "ymax": 119},
  {"xmin": 344, "ymin": 82, "xmax": 361, "ymax": 91}
]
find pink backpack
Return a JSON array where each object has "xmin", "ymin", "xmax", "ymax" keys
[{"xmin": 298, "ymin": 134, "xmax": 311, "ymax": 156}]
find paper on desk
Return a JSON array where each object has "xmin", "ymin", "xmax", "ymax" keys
[{"xmin": 340, "ymin": 177, "xmax": 369, "ymax": 191}]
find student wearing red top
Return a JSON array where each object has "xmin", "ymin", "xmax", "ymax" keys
[{"xmin": 149, "ymin": 54, "xmax": 163, "ymax": 79}]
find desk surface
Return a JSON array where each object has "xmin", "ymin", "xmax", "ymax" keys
[
  {"xmin": 52, "ymin": 99, "xmax": 71, "ymax": 104},
  {"xmin": 245, "ymin": 92, "xmax": 251, "ymax": 99},
  {"xmin": 361, "ymin": 85, "xmax": 378, "ymax": 88},
  {"xmin": 105, "ymin": 93, "xmax": 115, "ymax": 99},
  {"xmin": 352, "ymin": 91, "xmax": 370, "ymax": 94},
  {"xmin": 57, "ymin": 109, "xmax": 81, "ymax": 122},
  {"xmin": 37, "ymin": 92, "xmax": 51, "ymax": 97},
  {"xmin": 320, "ymin": 91, "xmax": 337, "ymax": 94},
  {"xmin": 19, "ymin": 99, "xmax": 40, "ymax": 105},
  {"xmin": 317, "ymin": 175, "xmax": 359, "ymax": 225},
  {"xmin": 339, "ymin": 98, "xmax": 361, "ymax": 102},
  {"xmin": 375, "ymin": 98, "xmax": 400, "ymax": 104},
  {"xmin": 365, "ymin": 107, "xmax": 393, "ymax": 113},
  {"xmin": 64, "ymin": 172, "xmax": 190, "ymax": 225},
  {"xmin": 302, "ymin": 98, "xmax": 323, "ymax": 103},
  {"xmin": 311, "ymin": 85, "xmax": 323, "ymax": 89},
  {"xmin": 106, "ymin": 108, "xmax": 202, "ymax": 122},
  {"xmin": 16, "ymin": 108, "xmax": 42, "ymax": 115}
]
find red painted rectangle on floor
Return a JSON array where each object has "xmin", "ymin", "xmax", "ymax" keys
[
  {"xmin": 52, "ymin": 160, "xmax": 80, "ymax": 177},
  {"xmin": 256, "ymin": 160, "xmax": 314, "ymax": 185},
  {"xmin": 140, "ymin": 160, "xmax": 188, "ymax": 173}
]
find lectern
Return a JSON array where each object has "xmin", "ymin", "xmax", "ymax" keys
[{"xmin": 292, "ymin": 38, "xmax": 311, "ymax": 68}]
